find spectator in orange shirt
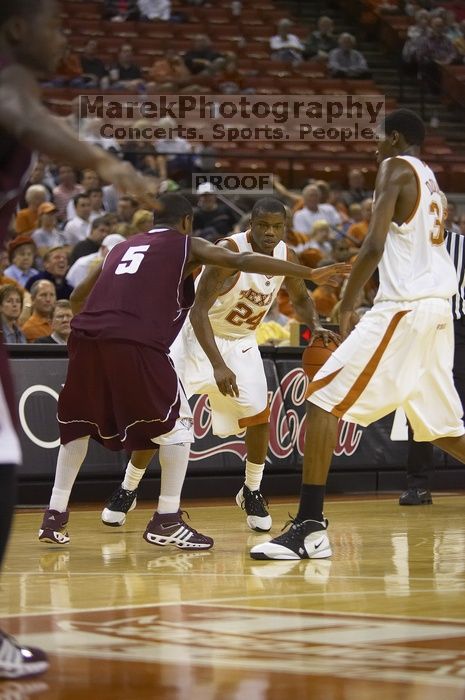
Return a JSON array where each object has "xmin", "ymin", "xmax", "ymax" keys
[
  {"xmin": 15, "ymin": 185, "xmax": 48, "ymax": 235},
  {"xmin": 55, "ymin": 46, "xmax": 83, "ymax": 87},
  {"xmin": 21, "ymin": 279, "xmax": 56, "ymax": 343},
  {"xmin": 33, "ymin": 300, "xmax": 73, "ymax": 345},
  {"xmin": 346, "ymin": 197, "xmax": 372, "ymax": 246}
]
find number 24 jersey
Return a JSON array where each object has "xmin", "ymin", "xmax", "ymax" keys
[{"xmin": 205, "ymin": 230, "xmax": 288, "ymax": 339}]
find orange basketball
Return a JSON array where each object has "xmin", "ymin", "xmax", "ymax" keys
[{"xmin": 302, "ymin": 337, "xmax": 338, "ymax": 380}]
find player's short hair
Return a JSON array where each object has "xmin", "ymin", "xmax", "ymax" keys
[
  {"xmin": 0, "ymin": 0, "xmax": 45, "ymax": 26},
  {"xmin": 382, "ymin": 109, "xmax": 425, "ymax": 147},
  {"xmin": 153, "ymin": 193, "xmax": 193, "ymax": 227},
  {"xmin": 251, "ymin": 197, "xmax": 286, "ymax": 220}
]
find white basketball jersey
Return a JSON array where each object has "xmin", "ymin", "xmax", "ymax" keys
[
  {"xmin": 205, "ymin": 231, "xmax": 288, "ymax": 339},
  {"xmin": 375, "ymin": 155, "xmax": 458, "ymax": 303}
]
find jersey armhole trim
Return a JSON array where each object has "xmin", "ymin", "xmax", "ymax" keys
[{"xmin": 402, "ymin": 160, "xmax": 422, "ymax": 225}]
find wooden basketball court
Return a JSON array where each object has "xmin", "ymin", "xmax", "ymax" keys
[{"xmin": 3, "ymin": 494, "xmax": 465, "ymax": 699}]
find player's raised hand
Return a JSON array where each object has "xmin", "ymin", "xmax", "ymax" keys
[
  {"xmin": 309, "ymin": 262, "xmax": 351, "ymax": 287},
  {"xmin": 214, "ymin": 363, "xmax": 239, "ymax": 398}
]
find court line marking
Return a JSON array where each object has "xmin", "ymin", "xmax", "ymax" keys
[
  {"xmin": 3, "ymin": 590, "xmax": 465, "ymax": 623},
  {"xmin": 2, "ymin": 571, "xmax": 465, "ymax": 584},
  {"xmin": 17, "ymin": 493, "xmax": 465, "ymax": 514}
]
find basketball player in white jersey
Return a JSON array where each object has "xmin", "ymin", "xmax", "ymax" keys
[
  {"xmin": 251, "ymin": 108, "xmax": 465, "ymax": 560},
  {"xmin": 101, "ymin": 197, "xmax": 341, "ymax": 533}
]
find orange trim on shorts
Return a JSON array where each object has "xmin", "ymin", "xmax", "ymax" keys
[
  {"xmin": 238, "ymin": 406, "xmax": 270, "ymax": 428},
  {"xmin": 402, "ymin": 160, "xmax": 421, "ymax": 225},
  {"xmin": 330, "ymin": 310, "xmax": 410, "ymax": 418},
  {"xmin": 306, "ymin": 368, "xmax": 343, "ymax": 399}
]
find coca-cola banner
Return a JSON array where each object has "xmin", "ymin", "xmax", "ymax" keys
[{"xmin": 9, "ymin": 351, "xmax": 443, "ymax": 481}]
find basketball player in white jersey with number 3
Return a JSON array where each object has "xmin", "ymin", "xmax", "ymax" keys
[{"xmin": 252, "ymin": 109, "xmax": 465, "ymax": 561}]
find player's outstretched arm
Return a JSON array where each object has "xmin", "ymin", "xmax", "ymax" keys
[
  {"xmin": 190, "ymin": 237, "xmax": 351, "ymax": 283},
  {"xmin": 190, "ymin": 240, "xmax": 240, "ymax": 397},
  {"xmin": 0, "ymin": 65, "xmax": 152, "ymax": 201}
]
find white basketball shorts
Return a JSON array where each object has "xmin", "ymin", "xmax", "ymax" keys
[
  {"xmin": 308, "ymin": 298, "xmax": 465, "ymax": 442},
  {"xmin": 168, "ymin": 319, "xmax": 269, "ymax": 437}
]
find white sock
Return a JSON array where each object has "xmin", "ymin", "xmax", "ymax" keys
[
  {"xmin": 122, "ymin": 461, "xmax": 146, "ymax": 491},
  {"xmin": 244, "ymin": 460, "xmax": 265, "ymax": 492},
  {"xmin": 49, "ymin": 437, "xmax": 89, "ymax": 512},
  {"xmin": 157, "ymin": 443, "xmax": 191, "ymax": 514}
]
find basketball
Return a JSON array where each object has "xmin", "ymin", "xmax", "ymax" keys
[{"xmin": 302, "ymin": 337, "xmax": 338, "ymax": 380}]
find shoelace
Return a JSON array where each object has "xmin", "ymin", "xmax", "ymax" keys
[
  {"xmin": 281, "ymin": 515, "xmax": 328, "ymax": 533},
  {"xmin": 240, "ymin": 490, "xmax": 269, "ymax": 511},
  {"xmin": 110, "ymin": 489, "xmax": 136, "ymax": 507},
  {"xmin": 281, "ymin": 514, "xmax": 303, "ymax": 533},
  {"xmin": 178, "ymin": 510, "xmax": 204, "ymax": 537}
]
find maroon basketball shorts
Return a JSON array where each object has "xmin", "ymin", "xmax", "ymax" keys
[{"xmin": 58, "ymin": 334, "xmax": 180, "ymax": 451}]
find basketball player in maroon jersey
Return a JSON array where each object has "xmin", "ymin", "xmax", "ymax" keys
[
  {"xmin": 0, "ymin": 0, "xmax": 154, "ymax": 677},
  {"xmin": 38, "ymin": 193, "xmax": 350, "ymax": 549}
]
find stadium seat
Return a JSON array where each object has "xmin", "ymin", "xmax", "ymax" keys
[
  {"xmin": 344, "ymin": 161, "xmax": 378, "ymax": 188},
  {"xmin": 205, "ymin": 10, "xmax": 231, "ymax": 25},
  {"xmin": 306, "ymin": 161, "xmax": 344, "ymax": 181},
  {"xmin": 242, "ymin": 77, "xmax": 278, "ymax": 92},
  {"xmin": 273, "ymin": 159, "xmax": 308, "ymax": 188},
  {"xmin": 314, "ymin": 143, "xmax": 349, "ymax": 155},
  {"xmin": 65, "ymin": 18, "xmax": 104, "ymax": 36},
  {"xmin": 236, "ymin": 158, "xmax": 271, "ymax": 173},
  {"xmin": 61, "ymin": 1, "xmax": 101, "ymax": 18},
  {"xmin": 449, "ymin": 163, "xmax": 465, "ymax": 192},
  {"xmin": 428, "ymin": 162, "xmax": 448, "ymax": 190},
  {"xmin": 423, "ymin": 145, "xmax": 454, "ymax": 156}
]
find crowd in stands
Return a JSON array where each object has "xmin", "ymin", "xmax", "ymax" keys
[
  {"xmin": 50, "ymin": 7, "xmax": 375, "ymax": 92},
  {"xmin": 2, "ymin": 152, "xmax": 464, "ymax": 347},
  {"xmin": 2, "ymin": 1, "xmax": 464, "ymax": 349},
  {"xmin": 401, "ymin": 6, "xmax": 465, "ymax": 90}
]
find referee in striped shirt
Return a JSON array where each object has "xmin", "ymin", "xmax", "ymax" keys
[
  {"xmin": 446, "ymin": 226, "xmax": 465, "ymax": 400},
  {"xmin": 400, "ymin": 225, "xmax": 465, "ymax": 506}
]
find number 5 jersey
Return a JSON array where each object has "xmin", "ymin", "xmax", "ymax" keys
[{"xmin": 71, "ymin": 227, "xmax": 195, "ymax": 352}]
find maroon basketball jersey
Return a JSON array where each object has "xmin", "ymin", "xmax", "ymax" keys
[{"xmin": 72, "ymin": 227, "xmax": 195, "ymax": 351}]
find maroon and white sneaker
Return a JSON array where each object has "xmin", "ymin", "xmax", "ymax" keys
[
  {"xmin": 143, "ymin": 510, "xmax": 214, "ymax": 550},
  {"xmin": 0, "ymin": 631, "xmax": 48, "ymax": 679},
  {"xmin": 38, "ymin": 509, "xmax": 70, "ymax": 545}
]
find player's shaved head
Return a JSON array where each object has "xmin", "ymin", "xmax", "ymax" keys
[
  {"xmin": 153, "ymin": 193, "xmax": 193, "ymax": 229},
  {"xmin": 251, "ymin": 197, "xmax": 286, "ymax": 220}
]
